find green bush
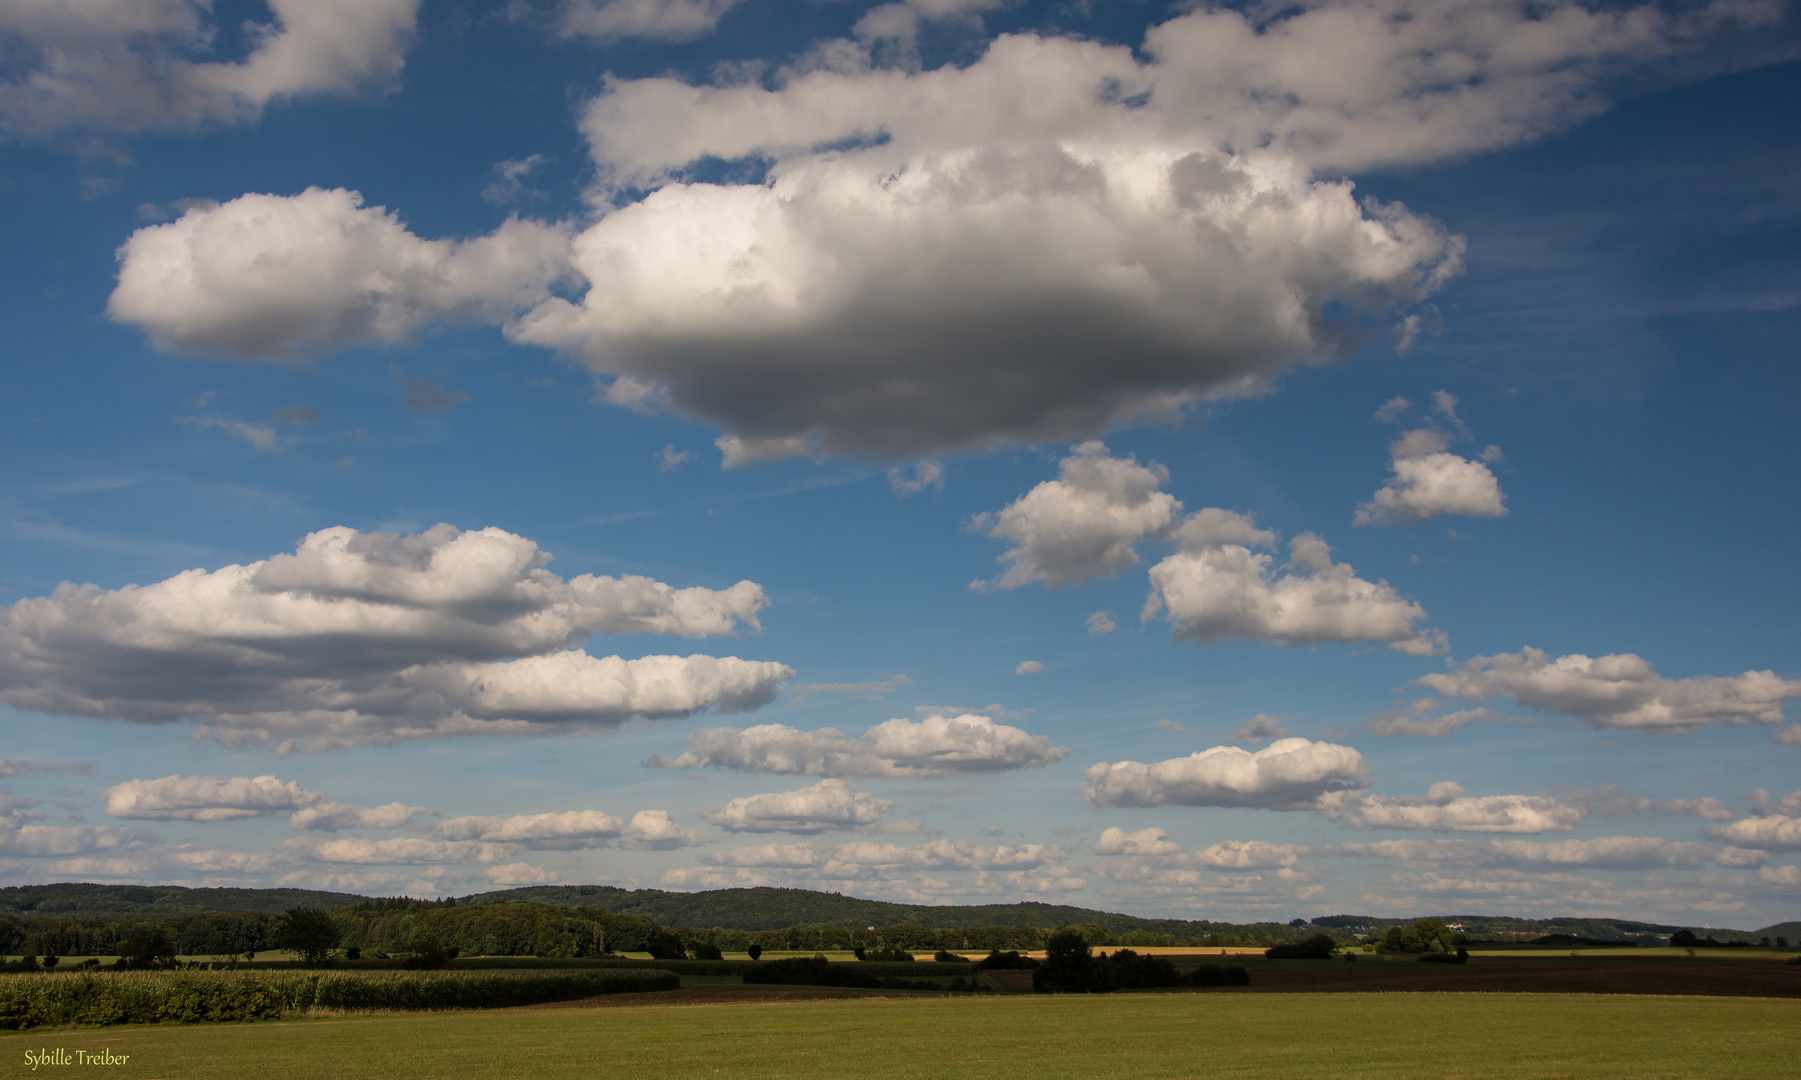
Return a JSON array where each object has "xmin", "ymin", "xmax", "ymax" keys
[
  {"xmin": 1104, "ymin": 950, "xmax": 1186, "ymax": 990},
  {"xmin": 742, "ymin": 957, "xmax": 880, "ymax": 989},
  {"xmin": 0, "ymin": 968, "xmax": 678, "ymax": 1030},
  {"xmin": 858, "ymin": 946, "xmax": 915, "ymax": 962},
  {"xmin": 1265, "ymin": 935, "xmax": 1337, "ymax": 960},
  {"xmin": 646, "ymin": 931, "xmax": 687, "ymax": 960},
  {"xmin": 1033, "ymin": 931, "xmax": 1109, "ymax": 994},
  {"xmin": 975, "ymin": 949, "xmax": 1035, "ymax": 970}
]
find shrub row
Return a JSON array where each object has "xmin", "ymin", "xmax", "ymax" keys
[
  {"xmin": 0, "ymin": 968, "xmax": 678, "ymax": 1030},
  {"xmin": 569, "ymin": 957, "xmax": 964, "ymax": 978},
  {"xmin": 740, "ymin": 957, "xmax": 949, "ymax": 991}
]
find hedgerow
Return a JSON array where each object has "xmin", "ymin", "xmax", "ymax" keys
[{"xmin": 0, "ymin": 968, "xmax": 678, "ymax": 1030}]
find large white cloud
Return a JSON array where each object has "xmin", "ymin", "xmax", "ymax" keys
[
  {"xmin": 1413, "ymin": 647, "xmax": 1801, "ymax": 732},
  {"xmin": 0, "ymin": 0, "xmax": 419, "ymax": 138},
  {"xmin": 1317, "ymin": 782, "xmax": 1586, "ymax": 834},
  {"xmin": 649, "ymin": 713, "xmax": 1066, "ymax": 776},
  {"xmin": 701, "ymin": 779, "xmax": 894, "ymax": 834},
  {"xmin": 438, "ymin": 808, "xmax": 702, "ymax": 850},
  {"xmin": 508, "ymin": 134, "xmax": 1457, "ymax": 462},
  {"xmin": 109, "ymin": 189, "xmax": 570, "ymax": 358},
  {"xmin": 0, "ymin": 523, "xmax": 789, "ymax": 748},
  {"xmin": 1143, "ymin": 516, "xmax": 1443, "ymax": 653},
  {"xmin": 102, "ymin": 773, "xmax": 426, "ymax": 831},
  {"xmin": 1082, "ymin": 737, "xmax": 1369, "ymax": 810},
  {"xmin": 971, "ymin": 442, "xmax": 1179, "ymax": 590},
  {"xmin": 1355, "ymin": 428, "xmax": 1506, "ymax": 525}
]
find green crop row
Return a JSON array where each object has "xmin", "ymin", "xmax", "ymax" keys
[{"xmin": 0, "ymin": 968, "xmax": 678, "ymax": 1030}]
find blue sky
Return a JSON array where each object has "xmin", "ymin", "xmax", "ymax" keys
[{"xmin": 1, "ymin": 0, "xmax": 1798, "ymax": 927}]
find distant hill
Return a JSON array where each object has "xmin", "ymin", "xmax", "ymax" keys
[
  {"xmin": 1751, "ymin": 920, "xmax": 1801, "ymax": 942},
  {"xmin": 1, "ymin": 883, "xmax": 1787, "ymax": 941},
  {"xmin": 0, "ymin": 883, "xmax": 366, "ymax": 919},
  {"xmin": 455, "ymin": 885, "xmax": 1277, "ymax": 936},
  {"xmin": 1309, "ymin": 913, "xmax": 1788, "ymax": 944}
]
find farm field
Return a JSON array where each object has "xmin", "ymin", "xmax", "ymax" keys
[{"xmin": 2, "ymin": 991, "xmax": 1795, "ymax": 1079}]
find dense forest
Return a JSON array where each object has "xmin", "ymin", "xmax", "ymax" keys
[
  {"xmin": 0, "ymin": 884, "xmax": 364, "ymax": 919},
  {"xmin": 456, "ymin": 885, "xmax": 1308, "ymax": 937}
]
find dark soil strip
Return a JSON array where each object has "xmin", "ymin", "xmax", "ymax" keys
[{"xmin": 518, "ymin": 986, "xmax": 937, "ymax": 1009}]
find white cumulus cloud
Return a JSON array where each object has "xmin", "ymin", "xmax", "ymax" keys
[
  {"xmin": 702, "ymin": 779, "xmax": 894, "ymax": 834},
  {"xmin": 649, "ymin": 713, "xmax": 1066, "ymax": 777},
  {"xmin": 438, "ymin": 808, "xmax": 703, "ymax": 850},
  {"xmin": 0, "ymin": 0, "xmax": 419, "ymax": 138},
  {"xmin": 486, "ymin": 862, "xmax": 560, "ymax": 885},
  {"xmin": 0, "ymin": 523, "xmax": 788, "ymax": 748},
  {"xmin": 1356, "ymin": 428, "xmax": 1506, "ymax": 525},
  {"xmin": 1709, "ymin": 814, "xmax": 1801, "ymax": 852},
  {"xmin": 278, "ymin": 836, "xmax": 514, "ymax": 865},
  {"xmin": 102, "ymin": 774, "xmax": 428, "ymax": 831},
  {"xmin": 1317, "ymin": 782, "xmax": 1587, "ymax": 834},
  {"xmin": 109, "ymin": 188, "xmax": 570, "ymax": 359},
  {"xmin": 1413, "ymin": 647, "xmax": 1801, "ymax": 732},
  {"xmin": 972, "ymin": 442, "xmax": 1178, "ymax": 590},
  {"xmin": 1144, "ymin": 517, "xmax": 1443, "ymax": 654},
  {"xmin": 1082, "ymin": 737, "xmax": 1369, "ymax": 810}
]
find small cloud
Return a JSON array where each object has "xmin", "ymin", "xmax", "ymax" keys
[
  {"xmin": 789, "ymin": 674, "xmax": 911, "ymax": 704},
  {"xmin": 889, "ymin": 458, "xmax": 944, "ymax": 496},
  {"xmin": 1085, "ymin": 611, "xmax": 1117, "ymax": 636},
  {"xmin": 1154, "ymin": 719, "xmax": 1188, "ymax": 735},
  {"xmin": 1374, "ymin": 395, "xmax": 1411, "ymax": 423},
  {"xmin": 658, "ymin": 444, "xmax": 694, "ymax": 471},
  {"xmin": 393, "ymin": 366, "xmax": 471, "ymax": 416},
  {"xmin": 881, "ymin": 819, "xmax": 940, "ymax": 835},
  {"xmin": 482, "ymin": 154, "xmax": 549, "ymax": 204},
  {"xmin": 0, "ymin": 758, "xmax": 92, "ymax": 778},
  {"xmin": 181, "ymin": 416, "xmax": 278, "ymax": 452},
  {"xmin": 1432, "ymin": 390, "xmax": 1471, "ymax": 437},
  {"xmin": 486, "ymin": 861, "xmax": 559, "ymax": 885},
  {"xmin": 983, "ymin": 825, "xmax": 1007, "ymax": 837},
  {"xmin": 347, "ymin": 429, "xmax": 368, "ymax": 441},
  {"xmin": 1233, "ymin": 713, "xmax": 1289, "ymax": 742},
  {"xmin": 272, "ymin": 405, "xmax": 318, "ymax": 426},
  {"xmin": 1015, "ymin": 660, "xmax": 1045, "ymax": 676},
  {"xmin": 1480, "ymin": 444, "xmax": 1506, "ymax": 464},
  {"xmin": 336, "ymin": 456, "xmax": 356, "ymax": 468}
]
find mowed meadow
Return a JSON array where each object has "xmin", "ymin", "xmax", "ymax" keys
[{"xmin": 2, "ymin": 992, "xmax": 1796, "ymax": 1080}]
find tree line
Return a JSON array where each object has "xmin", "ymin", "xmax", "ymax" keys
[{"xmin": 0, "ymin": 898, "xmax": 1347, "ymax": 961}]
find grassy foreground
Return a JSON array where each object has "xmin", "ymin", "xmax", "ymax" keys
[{"xmin": 2, "ymin": 993, "xmax": 1795, "ymax": 1079}]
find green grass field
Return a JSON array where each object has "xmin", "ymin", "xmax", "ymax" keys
[{"xmin": 2, "ymin": 993, "xmax": 1795, "ymax": 1079}]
